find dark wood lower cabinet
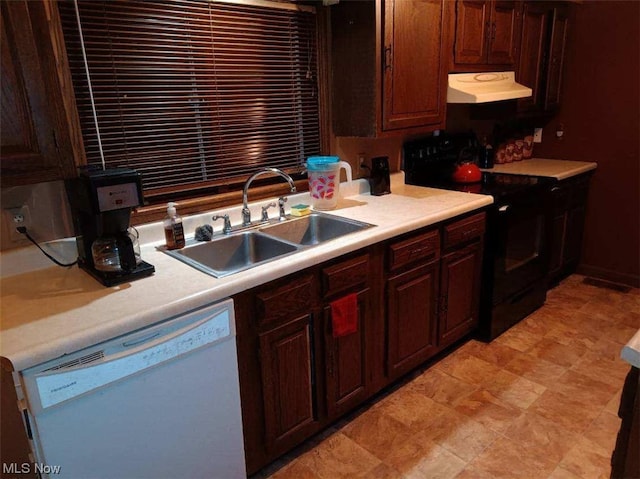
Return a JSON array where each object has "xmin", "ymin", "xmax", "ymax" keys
[
  {"xmin": 236, "ymin": 211, "xmax": 487, "ymax": 474},
  {"xmin": 323, "ymin": 288, "xmax": 370, "ymax": 418},
  {"xmin": 548, "ymin": 174, "xmax": 591, "ymax": 286},
  {"xmin": 387, "ymin": 261, "xmax": 439, "ymax": 380},
  {"xmin": 259, "ymin": 314, "xmax": 318, "ymax": 452},
  {"xmin": 439, "ymin": 240, "xmax": 483, "ymax": 348}
]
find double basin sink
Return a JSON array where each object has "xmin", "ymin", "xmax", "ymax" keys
[{"xmin": 163, "ymin": 212, "xmax": 374, "ymax": 278}]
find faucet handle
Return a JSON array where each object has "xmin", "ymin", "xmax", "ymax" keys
[
  {"xmin": 212, "ymin": 214, "xmax": 232, "ymax": 235},
  {"xmin": 277, "ymin": 196, "xmax": 288, "ymax": 221},
  {"xmin": 261, "ymin": 202, "xmax": 277, "ymax": 222}
]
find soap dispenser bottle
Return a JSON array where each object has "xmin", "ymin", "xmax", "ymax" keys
[{"xmin": 164, "ymin": 202, "xmax": 185, "ymax": 250}]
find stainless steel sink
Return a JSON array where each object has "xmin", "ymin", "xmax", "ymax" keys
[
  {"xmin": 259, "ymin": 212, "xmax": 373, "ymax": 246},
  {"xmin": 162, "ymin": 212, "xmax": 375, "ymax": 278},
  {"xmin": 165, "ymin": 232, "xmax": 298, "ymax": 278}
]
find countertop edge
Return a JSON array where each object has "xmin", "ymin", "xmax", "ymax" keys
[
  {"xmin": 480, "ymin": 158, "xmax": 597, "ymax": 180},
  {"xmin": 622, "ymin": 329, "xmax": 640, "ymax": 369}
]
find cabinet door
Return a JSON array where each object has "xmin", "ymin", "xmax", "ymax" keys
[
  {"xmin": 516, "ymin": 2, "xmax": 548, "ymax": 113},
  {"xmin": 548, "ymin": 185, "xmax": 569, "ymax": 280},
  {"xmin": 563, "ymin": 200, "xmax": 586, "ymax": 269},
  {"xmin": 323, "ymin": 288, "xmax": 370, "ymax": 419},
  {"xmin": 382, "ymin": 0, "xmax": 448, "ymax": 131},
  {"xmin": 1, "ymin": 1, "xmax": 76, "ymax": 186},
  {"xmin": 454, "ymin": 0, "xmax": 490, "ymax": 64},
  {"xmin": 548, "ymin": 212, "xmax": 567, "ymax": 278},
  {"xmin": 544, "ymin": 5, "xmax": 569, "ymax": 111},
  {"xmin": 387, "ymin": 260, "xmax": 439, "ymax": 379},
  {"xmin": 259, "ymin": 314, "xmax": 318, "ymax": 452},
  {"xmin": 487, "ymin": 1, "xmax": 521, "ymax": 65},
  {"xmin": 439, "ymin": 241, "xmax": 483, "ymax": 347}
]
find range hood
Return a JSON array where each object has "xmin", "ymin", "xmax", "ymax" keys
[{"xmin": 447, "ymin": 72, "xmax": 532, "ymax": 104}]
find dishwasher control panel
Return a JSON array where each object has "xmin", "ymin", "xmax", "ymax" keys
[{"xmin": 22, "ymin": 299, "xmax": 234, "ymax": 412}]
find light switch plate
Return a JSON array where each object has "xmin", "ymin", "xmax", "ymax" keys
[{"xmin": 533, "ymin": 128, "xmax": 543, "ymax": 143}]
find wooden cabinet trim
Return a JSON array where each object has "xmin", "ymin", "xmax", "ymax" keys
[
  {"xmin": 323, "ymin": 287, "xmax": 370, "ymax": 418},
  {"xmin": 258, "ymin": 314, "xmax": 318, "ymax": 450},
  {"xmin": 255, "ymin": 274, "xmax": 315, "ymax": 329},
  {"xmin": 439, "ymin": 240, "xmax": 483, "ymax": 347},
  {"xmin": 444, "ymin": 211, "xmax": 486, "ymax": 250},
  {"xmin": 386, "ymin": 260, "xmax": 439, "ymax": 379},
  {"xmin": 322, "ymin": 253, "xmax": 370, "ymax": 300},
  {"xmin": 388, "ymin": 228, "xmax": 440, "ymax": 272}
]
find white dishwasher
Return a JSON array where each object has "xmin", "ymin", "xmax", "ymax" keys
[{"xmin": 21, "ymin": 298, "xmax": 246, "ymax": 479}]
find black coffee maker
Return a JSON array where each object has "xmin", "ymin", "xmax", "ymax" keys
[{"xmin": 66, "ymin": 167, "xmax": 155, "ymax": 286}]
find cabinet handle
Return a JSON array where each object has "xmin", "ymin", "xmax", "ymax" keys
[
  {"xmin": 326, "ymin": 315, "xmax": 334, "ymax": 377},
  {"xmin": 439, "ymin": 294, "xmax": 448, "ymax": 314},
  {"xmin": 491, "ymin": 23, "xmax": 497, "ymax": 42},
  {"xmin": 384, "ymin": 45, "xmax": 392, "ymax": 71}
]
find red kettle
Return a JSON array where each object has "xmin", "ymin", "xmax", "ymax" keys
[{"xmin": 452, "ymin": 148, "xmax": 482, "ymax": 183}]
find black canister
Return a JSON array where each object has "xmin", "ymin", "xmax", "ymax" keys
[
  {"xmin": 479, "ymin": 143, "xmax": 494, "ymax": 169},
  {"xmin": 369, "ymin": 156, "xmax": 391, "ymax": 195}
]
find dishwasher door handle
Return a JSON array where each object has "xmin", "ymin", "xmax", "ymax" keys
[{"xmin": 123, "ymin": 332, "xmax": 160, "ymax": 347}]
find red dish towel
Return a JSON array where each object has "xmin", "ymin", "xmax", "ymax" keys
[{"xmin": 331, "ymin": 293, "xmax": 358, "ymax": 338}]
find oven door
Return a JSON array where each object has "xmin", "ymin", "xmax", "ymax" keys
[{"xmin": 491, "ymin": 194, "xmax": 550, "ymax": 304}]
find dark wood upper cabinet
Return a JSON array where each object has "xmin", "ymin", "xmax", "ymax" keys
[
  {"xmin": 516, "ymin": 2, "xmax": 549, "ymax": 113},
  {"xmin": 0, "ymin": 1, "xmax": 80, "ymax": 187},
  {"xmin": 331, "ymin": 0, "xmax": 451, "ymax": 137},
  {"xmin": 453, "ymin": 0, "xmax": 522, "ymax": 70},
  {"xmin": 517, "ymin": 2, "xmax": 570, "ymax": 115},
  {"xmin": 544, "ymin": 4, "xmax": 569, "ymax": 111},
  {"xmin": 381, "ymin": 0, "xmax": 449, "ymax": 132}
]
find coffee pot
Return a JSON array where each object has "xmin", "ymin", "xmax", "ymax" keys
[
  {"xmin": 66, "ymin": 167, "xmax": 155, "ymax": 286},
  {"xmin": 91, "ymin": 233, "xmax": 138, "ymax": 273}
]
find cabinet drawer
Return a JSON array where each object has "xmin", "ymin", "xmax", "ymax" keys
[
  {"xmin": 388, "ymin": 229, "xmax": 440, "ymax": 271},
  {"xmin": 256, "ymin": 274, "xmax": 315, "ymax": 328},
  {"xmin": 444, "ymin": 212, "xmax": 486, "ymax": 250},
  {"xmin": 322, "ymin": 253, "xmax": 370, "ymax": 299}
]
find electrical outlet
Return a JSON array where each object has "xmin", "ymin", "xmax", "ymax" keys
[
  {"xmin": 357, "ymin": 153, "xmax": 366, "ymax": 178},
  {"xmin": 4, "ymin": 205, "xmax": 32, "ymax": 242},
  {"xmin": 533, "ymin": 128, "xmax": 543, "ymax": 143}
]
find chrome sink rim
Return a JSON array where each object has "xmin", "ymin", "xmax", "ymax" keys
[{"xmin": 161, "ymin": 211, "xmax": 375, "ymax": 278}]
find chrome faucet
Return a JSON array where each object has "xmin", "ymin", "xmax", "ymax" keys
[{"xmin": 242, "ymin": 167, "xmax": 296, "ymax": 226}]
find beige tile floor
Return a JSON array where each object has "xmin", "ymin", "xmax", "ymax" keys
[{"xmin": 257, "ymin": 275, "xmax": 640, "ymax": 479}]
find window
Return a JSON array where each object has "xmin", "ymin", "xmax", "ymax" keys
[{"xmin": 58, "ymin": 0, "xmax": 321, "ymax": 201}]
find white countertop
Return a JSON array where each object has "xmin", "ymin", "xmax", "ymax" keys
[
  {"xmin": 622, "ymin": 330, "xmax": 640, "ymax": 369},
  {"xmin": 0, "ymin": 174, "xmax": 493, "ymax": 372},
  {"xmin": 482, "ymin": 158, "xmax": 597, "ymax": 180}
]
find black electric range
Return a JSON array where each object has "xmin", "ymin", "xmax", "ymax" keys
[{"xmin": 403, "ymin": 133, "xmax": 554, "ymax": 340}]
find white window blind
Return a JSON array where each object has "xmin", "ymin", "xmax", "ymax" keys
[{"xmin": 58, "ymin": 0, "xmax": 320, "ymax": 199}]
